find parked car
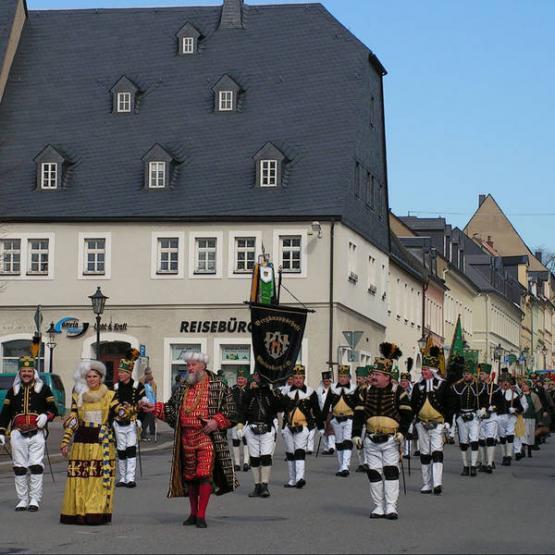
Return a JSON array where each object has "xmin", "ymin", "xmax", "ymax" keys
[{"xmin": 0, "ymin": 373, "xmax": 66, "ymax": 417}]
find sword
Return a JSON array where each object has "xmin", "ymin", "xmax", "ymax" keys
[
  {"xmin": 407, "ymin": 436, "xmax": 411, "ymax": 477},
  {"xmin": 44, "ymin": 437, "xmax": 55, "ymax": 483},
  {"xmin": 397, "ymin": 438, "xmax": 407, "ymax": 496},
  {"xmin": 315, "ymin": 433, "xmax": 322, "ymax": 458},
  {"xmin": 135, "ymin": 421, "xmax": 143, "ymax": 477}
]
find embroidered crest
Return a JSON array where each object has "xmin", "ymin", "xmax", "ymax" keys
[{"xmin": 264, "ymin": 331, "xmax": 290, "ymax": 360}]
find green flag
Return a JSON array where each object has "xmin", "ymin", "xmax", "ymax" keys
[{"xmin": 448, "ymin": 315, "xmax": 465, "ymax": 365}]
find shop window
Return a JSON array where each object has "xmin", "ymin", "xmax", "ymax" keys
[
  {"xmin": 219, "ymin": 344, "xmax": 251, "ymax": 386},
  {"xmin": 1, "ymin": 339, "xmax": 44, "ymax": 373},
  {"xmin": 170, "ymin": 343, "xmax": 202, "ymax": 385}
]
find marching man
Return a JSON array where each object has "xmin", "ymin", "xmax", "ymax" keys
[
  {"xmin": 352, "ymin": 343, "xmax": 412, "ymax": 520},
  {"xmin": 477, "ymin": 364, "xmax": 500, "ymax": 473},
  {"xmin": 411, "ymin": 347, "xmax": 454, "ymax": 495},
  {"xmin": 231, "ymin": 367, "xmax": 251, "ymax": 472},
  {"xmin": 322, "ymin": 364, "xmax": 358, "ymax": 477},
  {"xmin": 113, "ymin": 356, "xmax": 147, "ymax": 488},
  {"xmin": 280, "ymin": 364, "xmax": 323, "ymax": 488},
  {"xmin": 496, "ymin": 373, "xmax": 524, "ymax": 466},
  {"xmin": 316, "ymin": 370, "xmax": 335, "ymax": 456},
  {"xmin": 0, "ymin": 356, "xmax": 58, "ymax": 511}
]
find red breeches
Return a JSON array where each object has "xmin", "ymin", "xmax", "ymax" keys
[{"xmin": 181, "ymin": 429, "xmax": 215, "ymax": 482}]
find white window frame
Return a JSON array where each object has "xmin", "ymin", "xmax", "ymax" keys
[
  {"xmin": 78, "ymin": 232, "xmax": 112, "ymax": 280},
  {"xmin": 0, "ymin": 233, "xmax": 54, "ymax": 280},
  {"xmin": 157, "ymin": 237, "xmax": 180, "ymax": 275},
  {"xmin": 218, "ymin": 90, "xmax": 234, "ymax": 111},
  {"xmin": 367, "ymin": 255, "xmax": 377, "ymax": 294},
  {"xmin": 188, "ymin": 231, "xmax": 223, "ymax": 279},
  {"xmin": 0, "ymin": 333, "xmax": 50, "ymax": 374},
  {"xmin": 213, "ymin": 337, "xmax": 254, "ymax": 377},
  {"xmin": 273, "ymin": 229, "xmax": 307, "ymax": 279},
  {"xmin": 228, "ymin": 231, "xmax": 262, "ymax": 278},
  {"xmin": 0, "ymin": 238, "xmax": 21, "ymax": 275},
  {"xmin": 348, "ymin": 241, "xmax": 358, "ymax": 283},
  {"xmin": 163, "ymin": 337, "xmax": 207, "ymax": 401},
  {"xmin": 260, "ymin": 160, "xmax": 278, "ymax": 187},
  {"xmin": 117, "ymin": 91, "xmax": 132, "ymax": 113},
  {"xmin": 40, "ymin": 162, "xmax": 57, "ymax": 189},
  {"xmin": 148, "ymin": 161, "xmax": 167, "ymax": 189},
  {"xmin": 150, "ymin": 232, "xmax": 185, "ymax": 279},
  {"xmin": 182, "ymin": 36, "xmax": 195, "ymax": 54},
  {"xmin": 27, "ymin": 238, "xmax": 50, "ymax": 276}
]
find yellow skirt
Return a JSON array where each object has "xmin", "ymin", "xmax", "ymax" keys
[{"xmin": 60, "ymin": 439, "xmax": 115, "ymax": 525}]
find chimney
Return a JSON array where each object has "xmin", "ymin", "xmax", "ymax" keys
[
  {"xmin": 478, "ymin": 194, "xmax": 486, "ymax": 207},
  {"xmin": 219, "ymin": 0, "xmax": 244, "ymax": 30},
  {"xmin": 535, "ymin": 250, "xmax": 543, "ymax": 263}
]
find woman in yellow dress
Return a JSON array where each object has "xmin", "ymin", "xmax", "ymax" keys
[{"xmin": 60, "ymin": 360, "xmax": 119, "ymax": 525}]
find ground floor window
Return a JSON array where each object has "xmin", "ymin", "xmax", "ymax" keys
[
  {"xmin": 218, "ymin": 343, "xmax": 251, "ymax": 386},
  {"xmin": 1, "ymin": 339, "xmax": 45, "ymax": 373},
  {"xmin": 170, "ymin": 342, "xmax": 202, "ymax": 385}
]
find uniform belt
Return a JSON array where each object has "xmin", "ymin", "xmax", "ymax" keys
[
  {"xmin": 16, "ymin": 428, "xmax": 39, "ymax": 438},
  {"xmin": 115, "ymin": 419, "xmax": 132, "ymax": 426},
  {"xmin": 368, "ymin": 432, "xmax": 393, "ymax": 444},
  {"xmin": 333, "ymin": 416, "xmax": 352, "ymax": 423}
]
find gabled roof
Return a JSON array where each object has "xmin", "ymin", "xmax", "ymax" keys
[
  {"xmin": 0, "ymin": 2, "xmax": 389, "ymax": 254},
  {"xmin": 389, "ymin": 232, "xmax": 426, "ymax": 283},
  {"xmin": 110, "ymin": 76, "xmax": 139, "ymax": 94},
  {"xmin": 176, "ymin": 22, "xmax": 202, "ymax": 39},
  {"xmin": 464, "ymin": 194, "xmax": 548, "ymax": 273}
]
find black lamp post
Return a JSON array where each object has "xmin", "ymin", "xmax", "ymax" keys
[
  {"xmin": 494, "ymin": 343, "xmax": 503, "ymax": 374},
  {"xmin": 46, "ymin": 321, "xmax": 56, "ymax": 374},
  {"xmin": 417, "ymin": 335, "xmax": 427, "ymax": 353},
  {"xmin": 89, "ymin": 287, "xmax": 108, "ymax": 360}
]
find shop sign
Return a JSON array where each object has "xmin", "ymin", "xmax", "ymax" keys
[{"xmin": 179, "ymin": 319, "xmax": 252, "ymax": 334}]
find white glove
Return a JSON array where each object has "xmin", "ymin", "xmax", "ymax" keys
[
  {"xmin": 443, "ymin": 423, "xmax": 450, "ymax": 431},
  {"xmin": 509, "ymin": 407, "xmax": 517, "ymax": 414},
  {"xmin": 478, "ymin": 408, "xmax": 487, "ymax": 418},
  {"xmin": 136, "ymin": 419, "xmax": 142, "ymax": 429},
  {"xmin": 0, "ymin": 434, "xmax": 5, "ymax": 446},
  {"xmin": 353, "ymin": 436, "xmax": 362, "ymax": 449},
  {"xmin": 394, "ymin": 432, "xmax": 404, "ymax": 444},
  {"xmin": 36, "ymin": 414, "xmax": 48, "ymax": 429},
  {"xmin": 488, "ymin": 405, "xmax": 496, "ymax": 413},
  {"xmin": 236, "ymin": 423, "xmax": 244, "ymax": 439},
  {"xmin": 318, "ymin": 428, "xmax": 325, "ymax": 435}
]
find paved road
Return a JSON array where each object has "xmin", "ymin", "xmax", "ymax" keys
[{"xmin": 1, "ymin": 430, "xmax": 554, "ymax": 554}]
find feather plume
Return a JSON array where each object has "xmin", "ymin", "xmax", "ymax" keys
[
  {"xmin": 406, "ymin": 357, "xmax": 414, "ymax": 371},
  {"xmin": 379, "ymin": 342, "xmax": 402, "ymax": 360},
  {"xmin": 429, "ymin": 346, "xmax": 441, "ymax": 358}
]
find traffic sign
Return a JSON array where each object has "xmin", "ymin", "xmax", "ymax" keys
[
  {"xmin": 140, "ymin": 344, "xmax": 146, "ymax": 357},
  {"xmin": 342, "ymin": 330, "xmax": 363, "ymax": 350}
]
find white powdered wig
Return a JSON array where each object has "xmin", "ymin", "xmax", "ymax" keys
[
  {"xmin": 73, "ymin": 359, "xmax": 107, "ymax": 397},
  {"xmin": 181, "ymin": 351, "xmax": 209, "ymax": 365}
]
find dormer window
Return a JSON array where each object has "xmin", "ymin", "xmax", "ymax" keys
[
  {"xmin": 253, "ymin": 143, "xmax": 287, "ymax": 188},
  {"xmin": 219, "ymin": 90, "xmax": 234, "ymax": 112},
  {"xmin": 33, "ymin": 145, "xmax": 68, "ymax": 191},
  {"xmin": 111, "ymin": 76, "xmax": 139, "ymax": 114},
  {"xmin": 176, "ymin": 22, "xmax": 201, "ymax": 55},
  {"xmin": 142, "ymin": 144, "xmax": 175, "ymax": 190},
  {"xmin": 149, "ymin": 161, "xmax": 166, "ymax": 189},
  {"xmin": 213, "ymin": 74, "xmax": 241, "ymax": 113},
  {"xmin": 117, "ymin": 92, "xmax": 132, "ymax": 113}
]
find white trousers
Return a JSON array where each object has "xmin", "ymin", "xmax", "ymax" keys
[
  {"xmin": 282, "ymin": 426, "xmax": 310, "ymax": 485},
  {"xmin": 479, "ymin": 415, "xmax": 498, "ymax": 440},
  {"xmin": 244, "ymin": 425, "xmax": 275, "ymax": 458},
  {"xmin": 307, "ymin": 427, "xmax": 316, "ymax": 452},
  {"xmin": 497, "ymin": 414, "xmax": 516, "ymax": 438},
  {"xmin": 416, "ymin": 422, "xmax": 445, "ymax": 490},
  {"xmin": 114, "ymin": 421, "xmax": 138, "ymax": 483},
  {"xmin": 331, "ymin": 418, "xmax": 353, "ymax": 471},
  {"xmin": 11, "ymin": 429, "xmax": 46, "ymax": 507},
  {"xmin": 524, "ymin": 418, "xmax": 536, "ymax": 446},
  {"xmin": 231, "ymin": 425, "xmax": 250, "ymax": 466},
  {"xmin": 456, "ymin": 413, "xmax": 480, "ymax": 444}
]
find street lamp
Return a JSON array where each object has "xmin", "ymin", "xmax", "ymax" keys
[
  {"xmin": 46, "ymin": 321, "xmax": 57, "ymax": 374},
  {"xmin": 89, "ymin": 287, "xmax": 108, "ymax": 360},
  {"xmin": 493, "ymin": 343, "xmax": 503, "ymax": 375},
  {"xmin": 417, "ymin": 335, "xmax": 427, "ymax": 352},
  {"xmin": 541, "ymin": 345, "xmax": 548, "ymax": 369}
]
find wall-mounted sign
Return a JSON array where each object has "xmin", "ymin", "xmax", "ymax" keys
[
  {"xmin": 54, "ymin": 317, "xmax": 89, "ymax": 338},
  {"xmin": 179, "ymin": 319, "xmax": 252, "ymax": 334}
]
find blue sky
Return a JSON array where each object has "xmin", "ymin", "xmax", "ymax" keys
[{"xmin": 27, "ymin": 0, "xmax": 555, "ymax": 253}]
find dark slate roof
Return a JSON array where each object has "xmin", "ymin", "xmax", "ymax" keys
[
  {"xmin": 390, "ymin": 232, "xmax": 426, "ymax": 283},
  {"xmin": 0, "ymin": 0, "xmax": 20, "ymax": 72},
  {"xmin": 0, "ymin": 2, "xmax": 389, "ymax": 251}
]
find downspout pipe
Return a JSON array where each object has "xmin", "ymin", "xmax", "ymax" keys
[{"xmin": 328, "ymin": 220, "xmax": 335, "ymax": 369}]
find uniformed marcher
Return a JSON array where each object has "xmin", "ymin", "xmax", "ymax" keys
[
  {"xmin": 239, "ymin": 370, "xmax": 283, "ymax": 498},
  {"xmin": 352, "ymin": 343, "xmax": 412, "ymax": 520},
  {"xmin": 316, "ymin": 370, "xmax": 335, "ymax": 455},
  {"xmin": 113, "ymin": 356, "xmax": 147, "ymax": 488},
  {"xmin": 0, "ymin": 356, "xmax": 58, "ymax": 511},
  {"xmin": 411, "ymin": 346, "xmax": 454, "ymax": 495},
  {"xmin": 354, "ymin": 366, "xmax": 371, "ymax": 472},
  {"xmin": 476, "ymin": 364, "xmax": 500, "ymax": 473},
  {"xmin": 399, "ymin": 371, "xmax": 417, "ymax": 458},
  {"xmin": 231, "ymin": 367, "xmax": 251, "ymax": 472},
  {"xmin": 451, "ymin": 357, "xmax": 483, "ymax": 477},
  {"xmin": 280, "ymin": 364, "xmax": 323, "ymax": 488},
  {"xmin": 496, "ymin": 373, "xmax": 524, "ymax": 466},
  {"xmin": 322, "ymin": 364, "xmax": 358, "ymax": 476}
]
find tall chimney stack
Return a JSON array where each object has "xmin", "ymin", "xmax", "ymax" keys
[
  {"xmin": 219, "ymin": 0, "xmax": 244, "ymax": 30},
  {"xmin": 479, "ymin": 194, "xmax": 486, "ymax": 207}
]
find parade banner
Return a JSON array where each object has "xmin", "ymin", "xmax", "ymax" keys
[{"xmin": 249, "ymin": 302, "xmax": 308, "ymax": 384}]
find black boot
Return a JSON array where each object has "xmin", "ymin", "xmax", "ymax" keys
[
  {"xmin": 460, "ymin": 466, "xmax": 470, "ymax": 476},
  {"xmin": 470, "ymin": 466, "xmax": 477, "ymax": 477},
  {"xmin": 528, "ymin": 446, "xmax": 533, "ymax": 458},
  {"xmin": 260, "ymin": 483, "xmax": 270, "ymax": 498},
  {"xmin": 248, "ymin": 484, "xmax": 262, "ymax": 498}
]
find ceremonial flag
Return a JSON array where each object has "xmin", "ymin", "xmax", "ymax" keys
[{"xmin": 250, "ymin": 303, "xmax": 308, "ymax": 384}]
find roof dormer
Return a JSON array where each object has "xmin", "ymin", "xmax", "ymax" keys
[
  {"xmin": 212, "ymin": 74, "xmax": 241, "ymax": 113},
  {"xmin": 253, "ymin": 142, "xmax": 287, "ymax": 188},
  {"xmin": 176, "ymin": 22, "xmax": 201, "ymax": 55},
  {"xmin": 110, "ymin": 76, "xmax": 139, "ymax": 114},
  {"xmin": 33, "ymin": 144, "xmax": 69, "ymax": 191},
  {"xmin": 142, "ymin": 144, "xmax": 176, "ymax": 190}
]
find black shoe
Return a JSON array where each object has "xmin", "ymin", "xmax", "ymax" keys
[
  {"xmin": 478, "ymin": 465, "xmax": 486, "ymax": 472},
  {"xmin": 248, "ymin": 484, "xmax": 262, "ymax": 498},
  {"xmin": 284, "ymin": 483, "xmax": 296, "ymax": 488},
  {"xmin": 116, "ymin": 481, "xmax": 127, "ymax": 488},
  {"xmin": 195, "ymin": 518, "xmax": 207, "ymax": 529},
  {"xmin": 515, "ymin": 453, "xmax": 523, "ymax": 461},
  {"xmin": 234, "ymin": 465, "xmax": 241, "ymax": 471},
  {"xmin": 506, "ymin": 457, "xmax": 512, "ymax": 466},
  {"xmin": 183, "ymin": 515, "xmax": 197, "ymax": 526},
  {"xmin": 355, "ymin": 465, "xmax": 366, "ymax": 473},
  {"xmin": 433, "ymin": 486, "xmax": 442, "ymax": 496},
  {"xmin": 243, "ymin": 463, "xmax": 250, "ymax": 472},
  {"xmin": 306, "ymin": 451, "xmax": 313, "ymax": 455},
  {"xmin": 420, "ymin": 489, "xmax": 432, "ymax": 495},
  {"xmin": 532, "ymin": 444, "xmax": 540, "ymax": 451},
  {"xmin": 260, "ymin": 483, "xmax": 270, "ymax": 498},
  {"xmin": 27, "ymin": 505, "xmax": 39, "ymax": 512},
  {"xmin": 470, "ymin": 466, "xmax": 477, "ymax": 477},
  {"xmin": 328, "ymin": 448, "xmax": 335, "ymax": 455},
  {"xmin": 527, "ymin": 447, "xmax": 533, "ymax": 458},
  {"xmin": 385, "ymin": 512, "xmax": 398, "ymax": 520},
  {"xmin": 403, "ymin": 455, "xmax": 410, "ymax": 459},
  {"xmin": 335, "ymin": 471, "xmax": 343, "ymax": 476},
  {"xmin": 126, "ymin": 481, "xmax": 136, "ymax": 488},
  {"xmin": 414, "ymin": 450, "xmax": 421, "ymax": 457},
  {"xmin": 15, "ymin": 506, "xmax": 27, "ymax": 512},
  {"xmin": 321, "ymin": 449, "xmax": 332, "ymax": 456},
  {"xmin": 295, "ymin": 479, "xmax": 306, "ymax": 489},
  {"xmin": 460, "ymin": 466, "xmax": 470, "ymax": 476},
  {"xmin": 369, "ymin": 513, "xmax": 384, "ymax": 519},
  {"xmin": 501, "ymin": 457, "xmax": 508, "ymax": 466},
  {"xmin": 484, "ymin": 465, "xmax": 493, "ymax": 474},
  {"xmin": 491, "ymin": 462, "xmax": 496, "ymax": 469},
  {"xmin": 340, "ymin": 470, "xmax": 350, "ymax": 477}
]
